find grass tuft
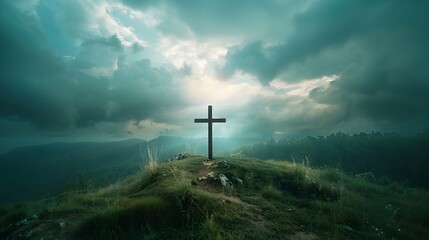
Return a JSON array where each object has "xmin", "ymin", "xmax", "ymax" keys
[
  {"xmin": 261, "ymin": 185, "xmax": 283, "ymax": 200},
  {"xmin": 201, "ymin": 215, "xmax": 222, "ymax": 240},
  {"xmin": 75, "ymin": 197, "xmax": 180, "ymax": 240}
]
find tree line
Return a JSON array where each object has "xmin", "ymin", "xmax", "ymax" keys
[{"xmin": 240, "ymin": 130, "xmax": 429, "ymax": 188}]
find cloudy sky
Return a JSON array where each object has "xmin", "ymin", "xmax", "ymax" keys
[{"xmin": 1, "ymin": 0, "xmax": 429, "ymax": 151}]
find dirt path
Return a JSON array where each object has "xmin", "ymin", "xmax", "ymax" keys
[
  {"xmin": 200, "ymin": 189, "xmax": 243, "ymax": 204},
  {"xmin": 192, "ymin": 158, "xmax": 320, "ymax": 240}
]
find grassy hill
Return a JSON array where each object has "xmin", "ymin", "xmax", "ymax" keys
[
  {"xmin": 240, "ymin": 131, "xmax": 429, "ymax": 189},
  {"xmin": 1, "ymin": 155, "xmax": 428, "ymax": 239},
  {"xmin": 0, "ymin": 136, "xmax": 263, "ymax": 204}
]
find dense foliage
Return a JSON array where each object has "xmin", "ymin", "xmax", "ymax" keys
[{"xmin": 240, "ymin": 130, "xmax": 429, "ymax": 188}]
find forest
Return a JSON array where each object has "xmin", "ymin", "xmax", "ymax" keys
[{"xmin": 240, "ymin": 130, "xmax": 429, "ymax": 188}]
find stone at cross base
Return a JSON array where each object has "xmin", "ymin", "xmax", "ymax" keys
[{"xmin": 194, "ymin": 105, "xmax": 226, "ymax": 160}]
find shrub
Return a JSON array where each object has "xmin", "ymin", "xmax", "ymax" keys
[{"xmin": 276, "ymin": 172, "xmax": 339, "ymax": 201}]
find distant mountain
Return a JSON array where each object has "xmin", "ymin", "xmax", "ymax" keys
[
  {"xmin": 0, "ymin": 139, "xmax": 147, "ymax": 203},
  {"xmin": 0, "ymin": 136, "xmax": 264, "ymax": 203}
]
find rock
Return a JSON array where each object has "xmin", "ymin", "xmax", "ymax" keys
[
  {"xmin": 175, "ymin": 153, "xmax": 186, "ymax": 160},
  {"xmin": 59, "ymin": 222, "xmax": 66, "ymax": 229},
  {"xmin": 203, "ymin": 159, "xmax": 213, "ymax": 167},
  {"xmin": 235, "ymin": 178, "xmax": 243, "ymax": 185},
  {"xmin": 16, "ymin": 218, "xmax": 28, "ymax": 226},
  {"xmin": 207, "ymin": 172, "xmax": 215, "ymax": 178},
  {"xmin": 25, "ymin": 230, "xmax": 34, "ymax": 238},
  {"xmin": 18, "ymin": 229, "xmax": 34, "ymax": 239},
  {"xmin": 338, "ymin": 224, "xmax": 354, "ymax": 232},
  {"xmin": 219, "ymin": 173, "xmax": 233, "ymax": 188},
  {"xmin": 198, "ymin": 172, "xmax": 216, "ymax": 181},
  {"xmin": 213, "ymin": 160, "xmax": 230, "ymax": 169},
  {"xmin": 168, "ymin": 153, "xmax": 186, "ymax": 161}
]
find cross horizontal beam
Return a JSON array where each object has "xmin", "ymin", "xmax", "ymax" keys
[{"xmin": 194, "ymin": 118, "xmax": 226, "ymax": 123}]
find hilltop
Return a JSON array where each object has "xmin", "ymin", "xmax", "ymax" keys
[
  {"xmin": 0, "ymin": 136, "xmax": 263, "ymax": 203},
  {"xmin": 1, "ymin": 155, "xmax": 428, "ymax": 239}
]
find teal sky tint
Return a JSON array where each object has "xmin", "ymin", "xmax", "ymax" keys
[
  {"xmin": 36, "ymin": 1, "xmax": 78, "ymax": 56},
  {"xmin": 1, "ymin": 0, "xmax": 429, "ymax": 151}
]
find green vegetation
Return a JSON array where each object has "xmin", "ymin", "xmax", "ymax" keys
[
  {"xmin": 240, "ymin": 130, "xmax": 429, "ymax": 188},
  {"xmin": 75, "ymin": 196, "xmax": 179, "ymax": 240},
  {"xmin": 1, "ymin": 155, "xmax": 428, "ymax": 239},
  {"xmin": 62, "ymin": 174, "xmax": 96, "ymax": 193},
  {"xmin": 0, "ymin": 203, "xmax": 28, "ymax": 227}
]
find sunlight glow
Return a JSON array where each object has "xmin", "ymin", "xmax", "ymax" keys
[{"xmin": 270, "ymin": 75, "xmax": 339, "ymax": 96}]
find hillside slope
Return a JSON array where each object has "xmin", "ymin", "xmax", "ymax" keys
[
  {"xmin": 1, "ymin": 156, "xmax": 428, "ymax": 239},
  {"xmin": 0, "ymin": 136, "xmax": 263, "ymax": 203},
  {"xmin": 240, "ymin": 131, "xmax": 429, "ymax": 189},
  {"xmin": 0, "ymin": 139, "xmax": 146, "ymax": 203}
]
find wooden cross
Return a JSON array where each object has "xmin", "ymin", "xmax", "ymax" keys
[{"xmin": 194, "ymin": 105, "xmax": 226, "ymax": 160}]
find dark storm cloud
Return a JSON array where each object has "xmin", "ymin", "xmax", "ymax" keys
[
  {"xmin": 0, "ymin": 1, "xmax": 76, "ymax": 128},
  {"xmin": 109, "ymin": 59, "xmax": 183, "ymax": 122},
  {"xmin": 222, "ymin": 42, "xmax": 276, "ymax": 81},
  {"xmin": 73, "ymin": 34, "xmax": 123, "ymax": 69},
  {"xmin": 2, "ymin": 0, "xmax": 429, "ymax": 142},
  {"xmin": 121, "ymin": 0, "xmax": 309, "ymax": 39},
  {"xmin": 0, "ymin": 2, "xmax": 184, "ymax": 131},
  {"xmin": 222, "ymin": 0, "xmax": 429, "ymax": 126}
]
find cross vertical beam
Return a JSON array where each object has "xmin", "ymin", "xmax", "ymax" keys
[
  {"xmin": 208, "ymin": 105, "xmax": 212, "ymax": 160},
  {"xmin": 194, "ymin": 105, "xmax": 226, "ymax": 160}
]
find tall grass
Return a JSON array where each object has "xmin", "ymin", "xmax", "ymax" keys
[
  {"xmin": 146, "ymin": 144, "xmax": 159, "ymax": 182},
  {"xmin": 261, "ymin": 185, "xmax": 283, "ymax": 200},
  {"xmin": 201, "ymin": 215, "xmax": 221, "ymax": 240},
  {"xmin": 75, "ymin": 197, "xmax": 181, "ymax": 240}
]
